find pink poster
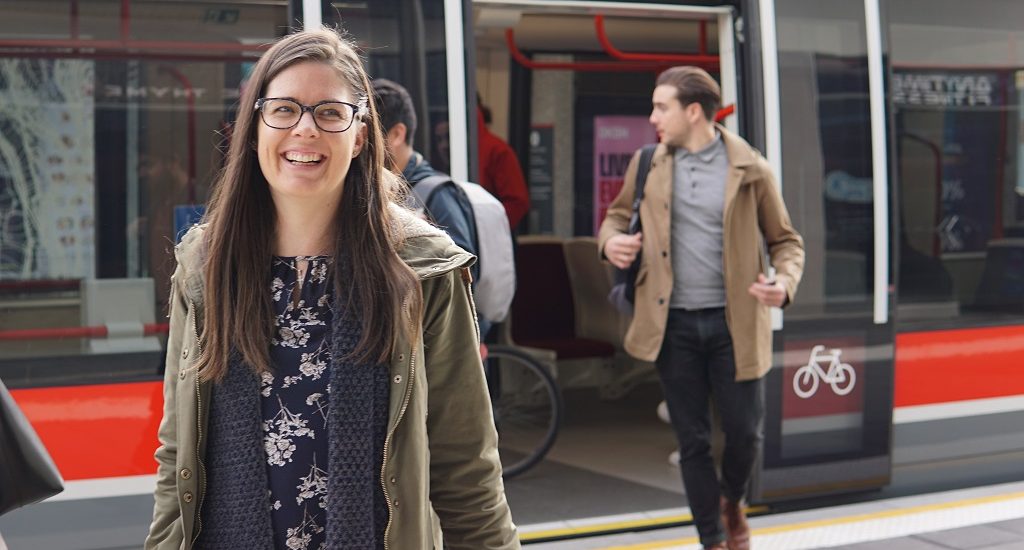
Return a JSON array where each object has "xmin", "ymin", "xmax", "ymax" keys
[{"xmin": 593, "ymin": 116, "xmax": 658, "ymax": 235}]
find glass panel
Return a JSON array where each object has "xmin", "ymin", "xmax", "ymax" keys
[
  {"xmin": 775, "ymin": 0, "xmax": 874, "ymax": 318},
  {"xmin": 768, "ymin": 0, "xmax": 883, "ymax": 467},
  {"xmin": 886, "ymin": 0, "xmax": 1024, "ymax": 326},
  {"xmin": 0, "ymin": 1, "xmax": 287, "ymax": 381},
  {"xmin": 325, "ymin": 0, "xmax": 451, "ymax": 171},
  {"xmin": 0, "ymin": 1, "xmax": 450, "ymax": 384}
]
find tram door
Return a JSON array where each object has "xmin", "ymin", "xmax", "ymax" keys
[{"xmin": 748, "ymin": 0, "xmax": 896, "ymax": 503}]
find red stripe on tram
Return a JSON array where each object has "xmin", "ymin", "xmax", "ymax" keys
[
  {"xmin": 895, "ymin": 325, "xmax": 1024, "ymax": 408},
  {"xmin": 9, "ymin": 381, "xmax": 163, "ymax": 481}
]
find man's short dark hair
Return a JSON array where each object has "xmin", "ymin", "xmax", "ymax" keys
[
  {"xmin": 371, "ymin": 78, "xmax": 417, "ymax": 145},
  {"xmin": 656, "ymin": 66, "xmax": 721, "ymax": 122}
]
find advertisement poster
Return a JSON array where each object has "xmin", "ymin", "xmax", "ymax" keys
[
  {"xmin": 592, "ymin": 116, "xmax": 657, "ymax": 235},
  {"xmin": 0, "ymin": 59, "xmax": 95, "ymax": 279}
]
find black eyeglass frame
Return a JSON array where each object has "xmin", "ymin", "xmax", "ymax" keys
[{"xmin": 254, "ymin": 96, "xmax": 367, "ymax": 133}]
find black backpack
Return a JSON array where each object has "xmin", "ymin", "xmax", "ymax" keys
[{"xmin": 607, "ymin": 144, "xmax": 657, "ymax": 316}]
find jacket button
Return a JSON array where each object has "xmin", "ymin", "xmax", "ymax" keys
[
  {"xmin": 398, "ymin": 354, "xmax": 405, "ymax": 361},
  {"xmin": 390, "ymin": 476, "xmax": 397, "ymax": 484},
  {"xmin": 393, "ymin": 375, "xmax": 402, "ymax": 384},
  {"xmin": 179, "ymin": 371, "xmax": 186, "ymax": 380},
  {"xmin": 180, "ymin": 468, "xmax": 192, "ymax": 480},
  {"xmin": 182, "ymin": 348, "xmax": 189, "ymax": 359},
  {"xmin": 393, "ymin": 499, "xmax": 399, "ymax": 507},
  {"xmin": 183, "ymin": 491, "xmax": 194, "ymax": 503},
  {"xmin": 662, "ymin": 251, "xmax": 668, "ymax": 258},
  {"xmin": 658, "ymin": 298, "xmax": 665, "ymax": 305}
]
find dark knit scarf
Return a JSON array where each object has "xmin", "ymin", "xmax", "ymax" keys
[{"xmin": 197, "ymin": 303, "xmax": 391, "ymax": 549}]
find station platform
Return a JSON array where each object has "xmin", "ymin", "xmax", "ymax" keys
[{"xmin": 522, "ymin": 480, "xmax": 1024, "ymax": 549}]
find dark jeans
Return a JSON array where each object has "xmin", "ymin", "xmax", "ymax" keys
[{"xmin": 655, "ymin": 307, "xmax": 765, "ymax": 548}]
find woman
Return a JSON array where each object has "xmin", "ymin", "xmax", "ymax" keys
[{"xmin": 145, "ymin": 28, "xmax": 518, "ymax": 550}]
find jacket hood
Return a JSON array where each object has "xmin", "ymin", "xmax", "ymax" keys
[
  {"xmin": 172, "ymin": 205, "xmax": 475, "ymax": 304},
  {"xmin": 391, "ymin": 203, "xmax": 476, "ymax": 278}
]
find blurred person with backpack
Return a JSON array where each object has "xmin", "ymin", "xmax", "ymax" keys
[
  {"xmin": 373, "ymin": 79, "xmax": 478, "ymax": 280},
  {"xmin": 373, "ymin": 80, "xmax": 515, "ymax": 338}
]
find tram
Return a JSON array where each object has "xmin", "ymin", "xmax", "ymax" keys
[{"xmin": 1, "ymin": 0, "xmax": 1022, "ymax": 544}]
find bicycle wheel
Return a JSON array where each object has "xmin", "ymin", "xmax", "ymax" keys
[
  {"xmin": 792, "ymin": 365, "xmax": 819, "ymax": 398},
  {"xmin": 485, "ymin": 345, "xmax": 562, "ymax": 478}
]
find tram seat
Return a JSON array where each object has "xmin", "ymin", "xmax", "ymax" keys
[
  {"xmin": 973, "ymin": 238, "xmax": 1024, "ymax": 311},
  {"xmin": 81, "ymin": 277, "xmax": 162, "ymax": 355},
  {"xmin": 562, "ymin": 236, "xmax": 628, "ymax": 349},
  {"xmin": 507, "ymin": 236, "xmax": 616, "ymax": 361}
]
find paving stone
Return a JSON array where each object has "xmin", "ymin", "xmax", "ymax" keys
[
  {"xmin": 988, "ymin": 518, "xmax": 1024, "ymax": 536},
  {"xmin": 825, "ymin": 537, "xmax": 950, "ymax": 550},
  {"xmin": 913, "ymin": 524, "xmax": 1022, "ymax": 549}
]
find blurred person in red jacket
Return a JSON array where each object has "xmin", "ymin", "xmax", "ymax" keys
[{"xmin": 476, "ymin": 98, "xmax": 530, "ymax": 229}]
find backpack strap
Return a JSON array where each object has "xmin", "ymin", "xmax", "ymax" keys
[
  {"xmin": 409, "ymin": 174, "xmax": 453, "ymax": 223},
  {"xmin": 629, "ymin": 144, "xmax": 658, "ymax": 234}
]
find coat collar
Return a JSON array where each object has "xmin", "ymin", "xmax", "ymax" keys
[
  {"xmin": 645, "ymin": 124, "xmax": 762, "ymax": 215},
  {"xmin": 649, "ymin": 123, "xmax": 757, "ymax": 170}
]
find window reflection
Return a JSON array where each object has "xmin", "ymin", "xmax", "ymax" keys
[
  {"xmin": 888, "ymin": 0, "xmax": 1024, "ymax": 323},
  {"xmin": 1, "ymin": 1, "xmax": 451, "ymax": 379},
  {"xmin": 775, "ymin": 0, "xmax": 873, "ymax": 315}
]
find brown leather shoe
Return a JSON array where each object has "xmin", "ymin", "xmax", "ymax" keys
[{"xmin": 720, "ymin": 496, "xmax": 751, "ymax": 550}]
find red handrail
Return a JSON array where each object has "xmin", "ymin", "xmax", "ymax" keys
[
  {"xmin": 715, "ymin": 104, "xmax": 735, "ymax": 122},
  {"xmin": 0, "ymin": 38, "xmax": 268, "ymax": 53},
  {"xmin": 0, "ymin": 51, "xmax": 262, "ymax": 63},
  {"xmin": 505, "ymin": 29, "xmax": 668, "ymax": 73},
  {"xmin": 0, "ymin": 279, "xmax": 80, "ymax": 291},
  {"xmin": 0, "ymin": 323, "xmax": 170, "ymax": 341},
  {"xmin": 593, "ymin": 15, "xmax": 719, "ymax": 68}
]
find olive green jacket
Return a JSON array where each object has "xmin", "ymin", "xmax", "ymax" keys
[
  {"xmin": 145, "ymin": 208, "xmax": 519, "ymax": 549},
  {"xmin": 598, "ymin": 125, "xmax": 805, "ymax": 380}
]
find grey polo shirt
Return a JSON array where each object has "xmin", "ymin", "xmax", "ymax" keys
[{"xmin": 669, "ymin": 132, "xmax": 729, "ymax": 310}]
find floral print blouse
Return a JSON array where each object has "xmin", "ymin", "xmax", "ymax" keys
[{"xmin": 260, "ymin": 255, "xmax": 333, "ymax": 550}]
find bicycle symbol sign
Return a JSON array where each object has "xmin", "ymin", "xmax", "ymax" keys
[{"xmin": 793, "ymin": 345, "xmax": 857, "ymax": 399}]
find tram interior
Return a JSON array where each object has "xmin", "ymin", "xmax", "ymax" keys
[{"xmin": 470, "ymin": 5, "xmax": 726, "ymax": 521}]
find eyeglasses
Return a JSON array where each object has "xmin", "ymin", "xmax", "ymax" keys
[{"xmin": 254, "ymin": 97, "xmax": 366, "ymax": 133}]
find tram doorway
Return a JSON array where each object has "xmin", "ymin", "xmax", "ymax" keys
[
  {"xmin": 467, "ymin": 0, "xmax": 898, "ymax": 524},
  {"xmin": 468, "ymin": 0, "xmax": 742, "ymax": 525}
]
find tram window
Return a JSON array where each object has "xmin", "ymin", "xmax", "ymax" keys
[
  {"xmin": 773, "ymin": 0, "xmax": 875, "ymax": 319},
  {"xmin": 0, "ymin": 0, "xmax": 287, "ymax": 382},
  {"xmin": 323, "ymin": 1, "xmax": 450, "ymax": 168},
  {"xmin": 0, "ymin": 1, "xmax": 449, "ymax": 384},
  {"xmin": 886, "ymin": 0, "xmax": 1024, "ymax": 326}
]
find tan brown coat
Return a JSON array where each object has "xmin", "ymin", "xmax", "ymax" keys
[{"xmin": 598, "ymin": 126, "xmax": 804, "ymax": 380}]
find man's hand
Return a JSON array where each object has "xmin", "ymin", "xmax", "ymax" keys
[
  {"xmin": 605, "ymin": 232, "xmax": 643, "ymax": 270},
  {"xmin": 748, "ymin": 273, "xmax": 786, "ymax": 307}
]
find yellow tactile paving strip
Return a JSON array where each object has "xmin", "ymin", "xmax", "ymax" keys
[{"xmin": 601, "ymin": 491, "xmax": 1024, "ymax": 549}]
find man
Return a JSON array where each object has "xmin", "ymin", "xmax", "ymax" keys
[
  {"xmin": 372, "ymin": 78, "xmax": 478, "ymax": 283},
  {"xmin": 476, "ymin": 98, "xmax": 530, "ymax": 230},
  {"xmin": 599, "ymin": 67, "xmax": 804, "ymax": 550}
]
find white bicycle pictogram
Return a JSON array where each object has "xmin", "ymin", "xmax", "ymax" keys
[{"xmin": 792, "ymin": 345, "xmax": 856, "ymax": 398}]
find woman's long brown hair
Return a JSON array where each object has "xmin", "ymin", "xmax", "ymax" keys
[{"xmin": 196, "ymin": 28, "xmax": 422, "ymax": 382}]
